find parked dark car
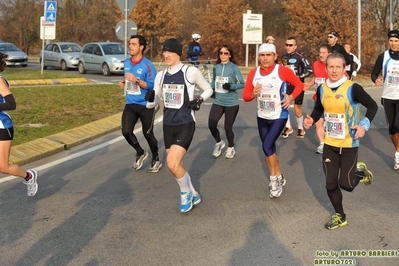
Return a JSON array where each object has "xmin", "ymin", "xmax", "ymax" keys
[
  {"xmin": 0, "ymin": 42, "xmax": 28, "ymax": 67},
  {"xmin": 78, "ymin": 42, "xmax": 125, "ymax": 76},
  {"xmin": 40, "ymin": 42, "xmax": 82, "ymax": 71}
]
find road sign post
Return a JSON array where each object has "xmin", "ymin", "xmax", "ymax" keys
[
  {"xmin": 115, "ymin": 0, "xmax": 138, "ymax": 59},
  {"xmin": 41, "ymin": 1, "xmax": 57, "ymax": 74}
]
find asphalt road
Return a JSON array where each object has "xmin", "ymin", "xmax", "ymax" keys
[{"xmin": 1, "ymin": 87, "xmax": 398, "ymax": 266}]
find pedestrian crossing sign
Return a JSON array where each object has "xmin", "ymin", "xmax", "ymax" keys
[{"xmin": 44, "ymin": 1, "xmax": 57, "ymax": 23}]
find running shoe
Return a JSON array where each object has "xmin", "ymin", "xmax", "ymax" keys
[
  {"xmin": 394, "ymin": 153, "xmax": 399, "ymax": 170},
  {"xmin": 278, "ymin": 174, "xmax": 286, "ymax": 187},
  {"xmin": 281, "ymin": 127, "xmax": 293, "ymax": 138},
  {"xmin": 297, "ymin": 129, "xmax": 306, "ymax": 139},
  {"xmin": 225, "ymin": 147, "xmax": 236, "ymax": 159},
  {"xmin": 147, "ymin": 160, "xmax": 162, "ymax": 173},
  {"xmin": 356, "ymin": 162, "xmax": 373, "ymax": 185},
  {"xmin": 324, "ymin": 213, "xmax": 348, "ymax": 230},
  {"xmin": 180, "ymin": 191, "xmax": 193, "ymax": 213},
  {"xmin": 23, "ymin": 169, "xmax": 38, "ymax": 197},
  {"xmin": 132, "ymin": 150, "xmax": 148, "ymax": 170},
  {"xmin": 316, "ymin": 143, "xmax": 324, "ymax": 154},
  {"xmin": 269, "ymin": 178, "xmax": 282, "ymax": 198},
  {"xmin": 193, "ymin": 192, "xmax": 202, "ymax": 205},
  {"xmin": 212, "ymin": 140, "xmax": 225, "ymax": 157}
]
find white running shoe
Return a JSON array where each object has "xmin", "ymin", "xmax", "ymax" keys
[
  {"xmin": 269, "ymin": 178, "xmax": 282, "ymax": 198},
  {"xmin": 225, "ymin": 147, "xmax": 236, "ymax": 159},
  {"xmin": 212, "ymin": 140, "xmax": 225, "ymax": 157},
  {"xmin": 394, "ymin": 153, "xmax": 399, "ymax": 170},
  {"xmin": 24, "ymin": 170, "xmax": 38, "ymax": 197},
  {"xmin": 316, "ymin": 143, "xmax": 324, "ymax": 154},
  {"xmin": 148, "ymin": 160, "xmax": 162, "ymax": 173},
  {"xmin": 133, "ymin": 151, "xmax": 148, "ymax": 170}
]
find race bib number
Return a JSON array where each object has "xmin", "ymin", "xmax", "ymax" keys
[
  {"xmin": 258, "ymin": 93, "xmax": 277, "ymax": 113},
  {"xmin": 325, "ymin": 112, "xmax": 346, "ymax": 139},
  {"xmin": 287, "ymin": 64, "xmax": 296, "ymax": 74},
  {"xmin": 387, "ymin": 67, "xmax": 399, "ymax": 86},
  {"xmin": 215, "ymin": 76, "xmax": 229, "ymax": 93},
  {"xmin": 314, "ymin": 78, "xmax": 325, "ymax": 88},
  {"xmin": 163, "ymin": 84, "xmax": 184, "ymax": 109},
  {"xmin": 125, "ymin": 80, "xmax": 141, "ymax": 95}
]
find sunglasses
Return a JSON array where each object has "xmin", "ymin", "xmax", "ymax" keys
[
  {"xmin": 328, "ymin": 36, "xmax": 335, "ymax": 39},
  {"xmin": 219, "ymin": 51, "xmax": 230, "ymax": 55},
  {"xmin": 285, "ymin": 43, "xmax": 294, "ymax": 47}
]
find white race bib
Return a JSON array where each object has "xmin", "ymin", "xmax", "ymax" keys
[
  {"xmin": 315, "ymin": 78, "xmax": 325, "ymax": 88},
  {"xmin": 325, "ymin": 112, "xmax": 346, "ymax": 139},
  {"xmin": 125, "ymin": 79, "xmax": 141, "ymax": 95},
  {"xmin": 257, "ymin": 93, "xmax": 277, "ymax": 114},
  {"xmin": 215, "ymin": 76, "xmax": 229, "ymax": 93},
  {"xmin": 163, "ymin": 84, "xmax": 184, "ymax": 109}
]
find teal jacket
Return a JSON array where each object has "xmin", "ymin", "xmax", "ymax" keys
[{"xmin": 211, "ymin": 61, "xmax": 244, "ymax": 106}]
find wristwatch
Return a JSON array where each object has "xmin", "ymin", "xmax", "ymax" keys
[{"xmin": 135, "ymin": 77, "xmax": 140, "ymax": 84}]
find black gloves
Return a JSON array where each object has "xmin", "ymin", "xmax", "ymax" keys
[
  {"xmin": 222, "ymin": 83, "xmax": 231, "ymax": 91},
  {"xmin": 189, "ymin": 96, "xmax": 203, "ymax": 110},
  {"xmin": 145, "ymin": 90, "xmax": 155, "ymax": 102}
]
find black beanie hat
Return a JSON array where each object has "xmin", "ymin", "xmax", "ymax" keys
[
  {"xmin": 388, "ymin": 29, "xmax": 399, "ymax": 39},
  {"xmin": 162, "ymin": 38, "xmax": 182, "ymax": 57}
]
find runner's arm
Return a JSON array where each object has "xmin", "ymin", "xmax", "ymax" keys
[{"xmin": 371, "ymin": 53, "xmax": 384, "ymax": 83}]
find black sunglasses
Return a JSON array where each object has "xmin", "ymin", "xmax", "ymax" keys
[
  {"xmin": 219, "ymin": 51, "xmax": 230, "ymax": 55},
  {"xmin": 285, "ymin": 43, "xmax": 294, "ymax": 47}
]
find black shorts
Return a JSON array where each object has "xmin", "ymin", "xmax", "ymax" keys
[
  {"xmin": 163, "ymin": 122, "xmax": 195, "ymax": 150},
  {"xmin": 0, "ymin": 127, "xmax": 13, "ymax": 141},
  {"xmin": 286, "ymin": 86, "xmax": 304, "ymax": 105}
]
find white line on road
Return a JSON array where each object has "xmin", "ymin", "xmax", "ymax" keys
[{"xmin": 0, "ymin": 116, "xmax": 164, "ymax": 184}]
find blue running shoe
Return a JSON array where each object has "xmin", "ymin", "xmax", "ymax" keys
[
  {"xmin": 193, "ymin": 192, "xmax": 202, "ymax": 205},
  {"xmin": 180, "ymin": 192, "xmax": 193, "ymax": 213}
]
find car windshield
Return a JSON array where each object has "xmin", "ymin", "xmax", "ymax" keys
[
  {"xmin": 0, "ymin": 43, "xmax": 20, "ymax": 52},
  {"xmin": 101, "ymin": 43, "xmax": 125, "ymax": 55},
  {"xmin": 60, "ymin": 44, "xmax": 81, "ymax": 53}
]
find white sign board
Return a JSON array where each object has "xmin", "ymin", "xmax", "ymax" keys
[
  {"xmin": 242, "ymin": 13, "xmax": 262, "ymax": 44},
  {"xmin": 40, "ymin": 16, "xmax": 56, "ymax": 40}
]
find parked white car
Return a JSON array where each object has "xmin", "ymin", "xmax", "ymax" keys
[
  {"xmin": 78, "ymin": 42, "xmax": 125, "ymax": 76},
  {"xmin": 40, "ymin": 42, "xmax": 82, "ymax": 71},
  {"xmin": 0, "ymin": 42, "xmax": 28, "ymax": 67}
]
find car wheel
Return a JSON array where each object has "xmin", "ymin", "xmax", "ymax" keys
[
  {"xmin": 78, "ymin": 62, "xmax": 86, "ymax": 74},
  {"xmin": 60, "ymin": 60, "xmax": 68, "ymax": 71},
  {"xmin": 40, "ymin": 59, "xmax": 47, "ymax": 69},
  {"xmin": 22, "ymin": 64, "xmax": 27, "ymax": 67},
  {"xmin": 102, "ymin": 63, "xmax": 111, "ymax": 76}
]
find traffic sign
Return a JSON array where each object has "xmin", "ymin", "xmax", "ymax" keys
[
  {"xmin": 115, "ymin": 20, "xmax": 138, "ymax": 41},
  {"xmin": 115, "ymin": 0, "xmax": 137, "ymax": 14},
  {"xmin": 40, "ymin": 16, "xmax": 56, "ymax": 40},
  {"xmin": 44, "ymin": 1, "xmax": 57, "ymax": 23}
]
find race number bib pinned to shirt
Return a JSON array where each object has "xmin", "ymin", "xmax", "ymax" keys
[
  {"xmin": 325, "ymin": 112, "xmax": 346, "ymax": 139},
  {"xmin": 163, "ymin": 84, "xmax": 184, "ymax": 109},
  {"xmin": 314, "ymin": 78, "xmax": 325, "ymax": 88},
  {"xmin": 257, "ymin": 93, "xmax": 277, "ymax": 114},
  {"xmin": 215, "ymin": 76, "xmax": 229, "ymax": 93},
  {"xmin": 125, "ymin": 80, "xmax": 141, "ymax": 95},
  {"xmin": 287, "ymin": 64, "xmax": 296, "ymax": 74}
]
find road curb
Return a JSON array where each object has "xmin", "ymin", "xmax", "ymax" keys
[{"xmin": 8, "ymin": 77, "xmax": 89, "ymax": 86}]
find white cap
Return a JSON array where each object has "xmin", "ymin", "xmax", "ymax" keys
[{"xmin": 259, "ymin": 43, "xmax": 276, "ymax": 54}]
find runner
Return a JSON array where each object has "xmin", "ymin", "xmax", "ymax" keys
[
  {"xmin": 371, "ymin": 29, "xmax": 399, "ymax": 170},
  {"xmin": 304, "ymin": 53, "xmax": 378, "ymax": 230},
  {"xmin": 0, "ymin": 52, "xmax": 38, "ymax": 196},
  {"xmin": 280, "ymin": 37, "xmax": 312, "ymax": 139},
  {"xmin": 243, "ymin": 43, "xmax": 303, "ymax": 198},
  {"xmin": 303, "ymin": 44, "xmax": 332, "ymax": 154},
  {"xmin": 118, "ymin": 35, "xmax": 161, "ymax": 172},
  {"xmin": 148, "ymin": 38, "xmax": 213, "ymax": 213},
  {"xmin": 209, "ymin": 44, "xmax": 244, "ymax": 159}
]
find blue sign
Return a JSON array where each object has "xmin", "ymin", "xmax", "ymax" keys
[{"xmin": 45, "ymin": 1, "xmax": 57, "ymax": 23}]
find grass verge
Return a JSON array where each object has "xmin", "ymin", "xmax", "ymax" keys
[
  {"xmin": 3, "ymin": 68, "xmax": 80, "ymax": 80},
  {"xmin": 10, "ymin": 84, "xmax": 124, "ymax": 146}
]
